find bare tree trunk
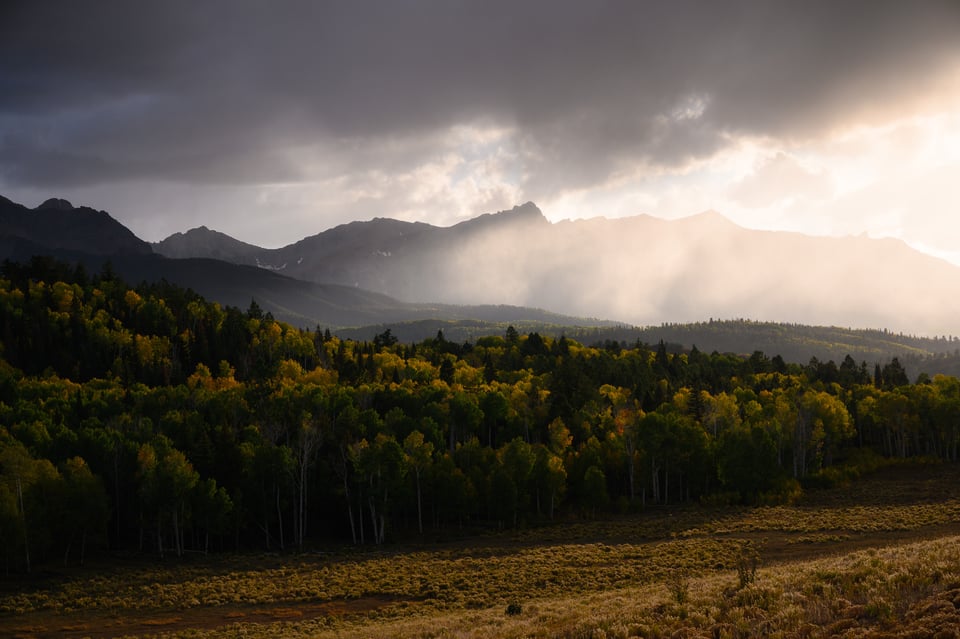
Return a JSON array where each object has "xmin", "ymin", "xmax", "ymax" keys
[
  {"xmin": 793, "ymin": 412, "xmax": 806, "ymax": 478},
  {"xmin": 113, "ymin": 449, "xmax": 121, "ymax": 546},
  {"xmin": 358, "ymin": 487, "xmax": 365, "ymax": 544},
  {"xmin": 172, "ymin": 509, "xmax": 181, "ymax": 557},
  {"xmin": 297, "ymin": 424, "xmax": 320, "ymax": 548},
  {"xmin": 368, "ymin": 496, "xmax": 379, "ymax": 545},
  {"xmin": 650, "ymin": 459, "xmax": 660, "ymax": 504},
  {"xmin": 157, "ymin": 511, "xmax": 164, "ymax": 559},
  {"xmin": 64, "ymin": 533, "xmax": 74, "ymax": 566},
  {"xmin": 414, "ymin": 468, "xmax": 423, "ymax": 535},
  {"xmin": 343, "ymin": 473, "xmax": 357, "ymax": 544},
  {"xmin": 381, "ymin": 486, "xmax": 389, "ymax": 544},
  {"xmin": 664, "ymin": 460, "xmax": 669, "ymax": 504},
  {"xmin": 337, "ymin": 446, "xmax": 358, "ymax": 544},
  {"xmin": 299, "ymin": 472, "xmax": 306, "ymax": 548},
  {"xmin": 263, "ymin": 494, "xmax": 271, "ymax": 550},
  {"xmin": 16, "ymin": 477, "xmax": 30, "ymax": 573},
  {"xmin": 276, "ymin": 485, "xmax": 285, "ymax": 550}
]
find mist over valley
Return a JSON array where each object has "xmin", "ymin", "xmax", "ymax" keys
[{"xmin": 154, "ymin": 201, "xmax": 960, "ymax": 338}]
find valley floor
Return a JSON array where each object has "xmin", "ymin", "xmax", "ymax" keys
[{"xmin": 4, "ymin": 463, "xmax": 960, "ymax": 639}]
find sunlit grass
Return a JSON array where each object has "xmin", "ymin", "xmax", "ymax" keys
[
  {"xmin": 4, "ymin": 467, "xmax": 960, "ymax": 638},
  {"xmin": 82, "ymin": 535, "xmax": 957, "ymax": 639}
]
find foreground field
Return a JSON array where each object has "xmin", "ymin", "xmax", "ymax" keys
[{"xmin": 4, "ymin": 463, "xmax": 960, "ymax": 638}]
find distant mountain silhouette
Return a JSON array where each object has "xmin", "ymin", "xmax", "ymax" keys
[
  {"xmin": 0, "ymin": 196, "xmax": 607, "ymax": 330},
  {"xmin": 157, "ymin": 202, "xmax": 960, "ymax": 336},
  {"xmin": 9, "ymin": 192, "xmax": 960, "ymax": 370},
  {"xmin": 153, "ymin": 226, "xmax": 262, "ymax": 264},
  {"xmin": 107, "ymin": 254, "xmax": 599, "ymax": 329},
  {"xmin": 0, "ymin": 195, "xmax": 152, "ymax": 256},
  {"xmin": 155, "ymin": 202, "xmax": 548, "ymax": 290},
  {"xmin": 8, "ymin": 192, "xmax": 960, "ymax": 336}
]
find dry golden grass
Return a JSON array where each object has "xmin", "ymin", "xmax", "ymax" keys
[
  {"xmin": 4, "ymin": 464, "xmax": 960, "ymax": 638},
  {"xmin": 95, "ymin": 535, "xmax": 954, "ymax": 639}
]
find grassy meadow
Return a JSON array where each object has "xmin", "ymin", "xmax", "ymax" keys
[{"xmin": 3, "ymin": 462, "xmax": 960, "ymax": 639}]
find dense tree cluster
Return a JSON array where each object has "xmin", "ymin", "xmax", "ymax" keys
[{"xmin": 2, "ymin": 257, "xmax": 960, "ymax": 572}]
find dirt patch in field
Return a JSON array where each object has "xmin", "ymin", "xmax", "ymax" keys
[
  {"xmin": 0, "ymin": 593, "xmax": 407, "ymax": 639},
  {"xmin": 749, "ymin": 520, "xmax": 960, "ymax": 566}
]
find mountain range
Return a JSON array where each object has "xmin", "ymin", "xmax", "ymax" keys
[
  {"xmin": 4, "ymin": 193, "xmax": 960, "ymax": 373},
  {"xmin": 154, "ymin": 201, "xmax": 960, "ymax": 338},
  {"xmin": 0, "ymin": 196, "xmax": 604, "ymax": 330}
]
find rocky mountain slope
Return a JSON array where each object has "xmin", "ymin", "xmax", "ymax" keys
[
  {"xmin": 156, "ymin": 203, "xmax": 960, "ymax": 336},
  {"xmin": 0, "ymin": 196, "xmax": 605, "ymax": 330}
]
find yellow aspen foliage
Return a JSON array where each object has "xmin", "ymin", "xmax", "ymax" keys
[
  {"xmin": 124, "ymin": 289, "xmax": 142, "ymax": 309},
  {"xmin": 215, "ymin": 360, "xmax": 240, "ymax": 389},
  {"xmin": 277, "ymin": 359, "xmax": 304, "ymax": 381},
  {"xmin": 187, "ymin": 363, "xmax": 214, "ymax": 390},
  {"xmin": 302, "ymin": 366, "xmax": 337, "ymax": 386}
]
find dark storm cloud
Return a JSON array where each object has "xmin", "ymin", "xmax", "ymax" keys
[{"xmin": 1, "ymin": 0, "xmax": 958, "ymax": 194}]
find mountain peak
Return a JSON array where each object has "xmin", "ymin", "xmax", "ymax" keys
[
  {"xmin": 672, "ymin": 210, "xmax": 741, "ymax": 233},
  {"xmin": 514, "ymin": 201, "xmax": 542, "ymax": 214},
  {"xmin": 179, "ymin": 225, "xmax": 219, "ymax": 238},
  {"xmin": 0, "ymin": 194, "xmax": 151, "ymax": 257},
  {"xmin": 154, "ymin": 224, "xmax": 264, "ymax": 263},
  {"xmin": 503, "ymin": 201, "xmax": 545, "ymax": 220},
  {"xmin": 37, "ymin": 198, "xmax": 74, "ymax": 211},
  {"xmin": 451, "ymin": 202, "xmax": 548, "ymax": 232},
  {"xmin": 160, "ymin": 226, "xmax": 232, "ymax": 242},
  {"xmin": 685, "ymin": 209, "xmax": 733, "ymax": 224}
]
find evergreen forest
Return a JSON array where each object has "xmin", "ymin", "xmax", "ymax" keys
[{"xmin": 3, "ymin": 256, "xmax": 959, "ymax": 573}]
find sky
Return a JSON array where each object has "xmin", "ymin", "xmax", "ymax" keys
[{"xmin": 1, "ymin": 1, "xmax": 959, "ymax": 261}]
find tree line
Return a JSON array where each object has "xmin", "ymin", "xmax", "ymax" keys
[{"xmin": 2, "ymin": 257, "xmax": 959, "ymax": 572}]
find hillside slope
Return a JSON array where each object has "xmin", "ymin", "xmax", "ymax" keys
[{"xmin": 157, "ymin": 204, "xmax": 960, "ymax": 336}]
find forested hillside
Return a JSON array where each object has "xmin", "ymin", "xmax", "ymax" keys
[
  {"xmin": 2, "ymin": 257, "xmax": 960, "ymax": 573},
  {"xmin": 567, "ymin": 321, "xmax": 960, "ymax": 379},
  {"xmin": 342, "ymin": 318, "xmax": 960, "ymax": 378}
]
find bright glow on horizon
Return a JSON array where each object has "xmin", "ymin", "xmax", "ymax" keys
[
  {"xmin": 2, "ymin": 3, "xmax": 959, "ymax": 271},
  {"xmin": 536, "ymin": 99, "xmax": 960, "ymax": 266}
]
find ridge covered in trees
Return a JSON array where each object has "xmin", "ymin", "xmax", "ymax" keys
[
  {"xmin": 338, "ymin": 318, "xmax": 960, "ymax": 378},
  {"xmin": 2, "ymin": 257, "xmax": 960, "ymax": 572}
]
